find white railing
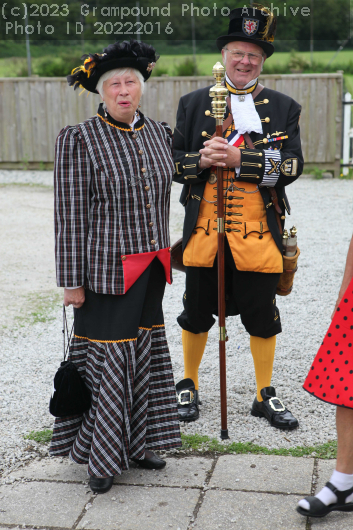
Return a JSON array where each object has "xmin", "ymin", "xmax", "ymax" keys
[{"xmin": 342, "ymin": 92, "xmax": 353, "ymax": 176}]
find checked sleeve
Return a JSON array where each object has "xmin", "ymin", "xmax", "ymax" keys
[{"xmin": 54, "ymin": 126, "xmax": 91, "ymax": 288}]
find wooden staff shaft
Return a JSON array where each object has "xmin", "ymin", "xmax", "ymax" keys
[{"xmin": 215, "ymin": 123, "xmax": 229, "ymax": 440}]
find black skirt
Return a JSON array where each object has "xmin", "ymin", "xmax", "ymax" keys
[{"xmin": 74, "ymin": 257, "xmax": 166, "ymax": 342}]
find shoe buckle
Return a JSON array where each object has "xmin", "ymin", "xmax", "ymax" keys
[
  {"xmin": 177, "ymin": 389, "xmax": 194, "ymax": 405},
  {"xmin": 268, "ymin": 397, "xmax": 285, "ymax": 412}
]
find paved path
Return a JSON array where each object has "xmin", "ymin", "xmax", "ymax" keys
[
  {"xmin": 0, "ymin": 454, "xmax": 350, "ymax": 529},
  {"xmin": 1, "ymin": 172, "xmax": 353, "ymax": 529}
]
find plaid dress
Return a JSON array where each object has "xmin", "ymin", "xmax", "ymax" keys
[{"xmin": 50, "ymin": 106, "xmax": 181, "ymax": 476}]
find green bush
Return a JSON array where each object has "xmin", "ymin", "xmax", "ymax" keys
[
  {"xmin": 36, "ymin": 54, "xmax": 81, "ymax": 77},
  {"xmin": 174, "ymin": 57, "xmax": 199, "ymax": 76},
  {"xmin": 288, "ymin": 52, "xmax": 311, "ymax": 72},
  {"xmin": 152, "ymin": 65, "xmax": 169, "ymax": 77}
]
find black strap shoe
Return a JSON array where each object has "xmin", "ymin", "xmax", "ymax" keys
[
  {"xmin": 89, "ymin": 475, "xmax": 114, "ymax": 494},
  {"xmin": 131, "ymin": 452, "xmax": 166, "ymax": 469},
  {"xmin": 176, "ymin": 378, "xmax": 199, "ymax": 422},
  {"xmin": 297, "ymin": 482, "xmax": 353, "ymax": 517},
  {"xmin": 251, "ymin": 386, "xmax": 299, "ymax": 430}
]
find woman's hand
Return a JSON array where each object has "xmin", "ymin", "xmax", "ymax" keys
[{"xmin": 64, "ymin": 287, "xmax": 85, "ymax": 308}]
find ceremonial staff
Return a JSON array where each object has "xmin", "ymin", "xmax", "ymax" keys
[{"xmin": 209, "ymin": 62, "xmax": 229, "ymax": 440}]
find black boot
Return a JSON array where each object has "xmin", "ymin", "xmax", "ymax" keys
[
  {"xmin": 251, "ymin": 386, "xmax": 299, "ymax": 430},
  {"xmin": 176, "ymin": 378, "xmax": 200, "ymax": 422}
]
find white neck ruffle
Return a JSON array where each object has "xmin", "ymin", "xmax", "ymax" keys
[{"xmin": 226, "ymin": 75, "xmax": 263, "ymax": 136}]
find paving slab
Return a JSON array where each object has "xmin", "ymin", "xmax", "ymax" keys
[
  {"xmin": 8, "ymin": 457, "xmax": 88, "ymax": 483},
  {"xmin": 315, "ymin": 458, "xmax": 336, "ymax": 493},
  {"xmin": 310, "ymin": 511, "xmax": 353, "ymax": 529},
  {"xmin": 114, "ymin": 456, "xmax": 212, "ymax": 487},
  {"xmin": 209, "ymin": 454, "xmax": 313, "ymax": 495},
  {"xmin": 0, "ymin": 481, "xmax": 88, "ymax": 527},
  {"xmin": 194, "ymin": 490, "xmax": 306, "ymax": 530},
  {"xmin": 306, "ymin": 459, "xmax": 353, "ymax": 528},
  {"xmin": 78, "ymin": 485, "xmax": 199, "ymax": 530}
]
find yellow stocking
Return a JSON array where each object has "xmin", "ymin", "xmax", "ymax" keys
[
  {"xmin": 250, "ymin": 335, "xmax": 276, "ymax": 401},
  {"xmin": 182, "ymin": 329, "xmax": 208, "ymax": 390}
]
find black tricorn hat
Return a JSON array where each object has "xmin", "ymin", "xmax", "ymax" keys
[
  {"xmin": 216, "ymin": 5, "xmax": 276, "ymax": 57},
  {"xmin": 67, "ymin": 40, "xmax": 159, "ymax": 94}
]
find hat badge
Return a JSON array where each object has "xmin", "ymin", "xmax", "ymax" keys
[{"xmin": 242, "ymin": 18, "xmax": 259, "ymax": 36}]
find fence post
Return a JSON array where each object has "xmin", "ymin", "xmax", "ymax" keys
[{"xmin": 342, "ymin": 92, "xmax": 352, "ymax": 176}]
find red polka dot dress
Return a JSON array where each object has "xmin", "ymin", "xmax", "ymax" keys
[{"xmin": 303, "ymin": 277, "xmax": 353, "ymax": 409}]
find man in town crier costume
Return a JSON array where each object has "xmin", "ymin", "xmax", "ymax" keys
[{"xmin": 173, "ymin": 6, "xmax": 303, "ymax": 429}]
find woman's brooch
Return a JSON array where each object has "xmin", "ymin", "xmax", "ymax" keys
[{"xmin": 147, "ymin": 62, "xmax": 156, "ymax": 73}]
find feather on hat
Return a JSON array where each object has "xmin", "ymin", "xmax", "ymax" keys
[{"xmin": 67, "ymin": 40, "xmax": 159, "ymax": 94}]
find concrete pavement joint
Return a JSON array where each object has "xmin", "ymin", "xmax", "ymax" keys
[
  {"xmin": 0, "ymin": 523, "xmax": 72, "ymax": 530},
  {"xmin": 311, "ymin": 458, "xmax": 319, "ymax": 495},
  {"xmin": 72, "ymin": 492, "xmax": 97, "ymax": 530},
  {"xmin": 304, "ymin": 458, "xmax": 320, "ymax": 530},
  {"xmin": 186, "ymin": 455, "xmax": 218, "ymax": 529}
]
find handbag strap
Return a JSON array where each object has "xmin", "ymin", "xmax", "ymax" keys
[{"xmin": 62, "ymin": 305, "xmax": 75, "ymax": 362}]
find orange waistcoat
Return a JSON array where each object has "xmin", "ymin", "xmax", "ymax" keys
[{"xmin": 183, "ymin": 135, "xmax": 283, "ymax": 273}]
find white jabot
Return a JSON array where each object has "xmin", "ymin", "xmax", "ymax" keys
[{"xmin": 226, "ymin": 75, "xmax": 263, "ymax": 136}]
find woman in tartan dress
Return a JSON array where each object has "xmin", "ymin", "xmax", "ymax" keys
[
  {"xmin": 297, "ymin": 235, "xmax": 353, "ymax": 517},
  {"xmin": 50, "ymin": 40, "xmax": 181, "ymax": 494}
]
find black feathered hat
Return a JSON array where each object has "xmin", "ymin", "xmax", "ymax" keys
[
  {"xmin": 67, "ymin": 40, "xmax": 159, "ymax": 94},
  {"xmin": 216, "ymin": 5, "xmax": 277, "ymax": 57}
]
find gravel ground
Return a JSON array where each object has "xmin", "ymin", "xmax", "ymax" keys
[{"xmin": 0, "ymin": 170, "xmax": 352, "ymax": 478}]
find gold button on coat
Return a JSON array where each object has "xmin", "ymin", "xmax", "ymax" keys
[
  {"xmin": 121, "ymin": 255, "xmax": 126, "ymax": 261},
  {"xmin": 145, "ymin": 185, "xmax": 150, "ymax": 191},
  {"xmin": 149, "ymin": 222, "xmax": 153, "ymax": 226},
  {"xmin": 146, "ymin": 204, "xmax": 151, "ymax": 209},
  {"xmin": 151, "ymin": 240, "xmax": 156, "ymax": 244},
  {"xmin": 141, "ymin": 167, "xmax": 146, "ymax": 173},
  {"xmin": 139, "ymin": 149, "xmax": 143, "ymax": 154},
  {"xmin": 132, "ymin": 133, "xmax": 137, "ymax": 139}
]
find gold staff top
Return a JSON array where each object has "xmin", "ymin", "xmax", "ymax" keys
[{"xmin": 209, "ymin": 62, "xmax": 228, "ymax": 125}]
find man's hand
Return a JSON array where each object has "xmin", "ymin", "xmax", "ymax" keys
[
  {"xmin": 199, "ymin": 137, "xmax": 241, "ymax": 170},
  {"xmin": 64, "ymin": 287, "xmax": 85, "ymax": 308}
]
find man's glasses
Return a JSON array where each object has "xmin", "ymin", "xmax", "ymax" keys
[{"xmin": 224, "ymin": 48, "xmax": 264, "ymax": 66}]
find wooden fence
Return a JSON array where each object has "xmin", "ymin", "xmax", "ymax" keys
[{"xmin": 0, "ymin": 73, "xmax": 343, "ymax": 173}]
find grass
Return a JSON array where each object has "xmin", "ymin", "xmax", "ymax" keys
[
  {"xmin": 15, "ymin": 290, "xmax": 62, "ymax": 326},
  {"xmin": 24, "ymin": 429, "xmax": 53, "ymax": 444},
  {"xmin": 23, "ymin": 429, "xmax": 337, "ymax": 459},
  {"xmin": 181, "ymin": 434, "xmax": 337, "ymax": 459}
]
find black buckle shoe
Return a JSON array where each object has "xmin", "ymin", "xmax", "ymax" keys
[
  {"xmin": 89, "ymin": 476, "xmax": 114, "ymax": 494},
  {"xmin": 251, "ymin": 386, "xmax": 299, "ymax": 430},
  {"xmin": 176, "ymin": 378, "xmax": 199, "ymax": 422}
]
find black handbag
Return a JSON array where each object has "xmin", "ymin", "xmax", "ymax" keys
[{"xmin": 49, "ymin": 306, "xmax": 91, "ymax": 417}]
